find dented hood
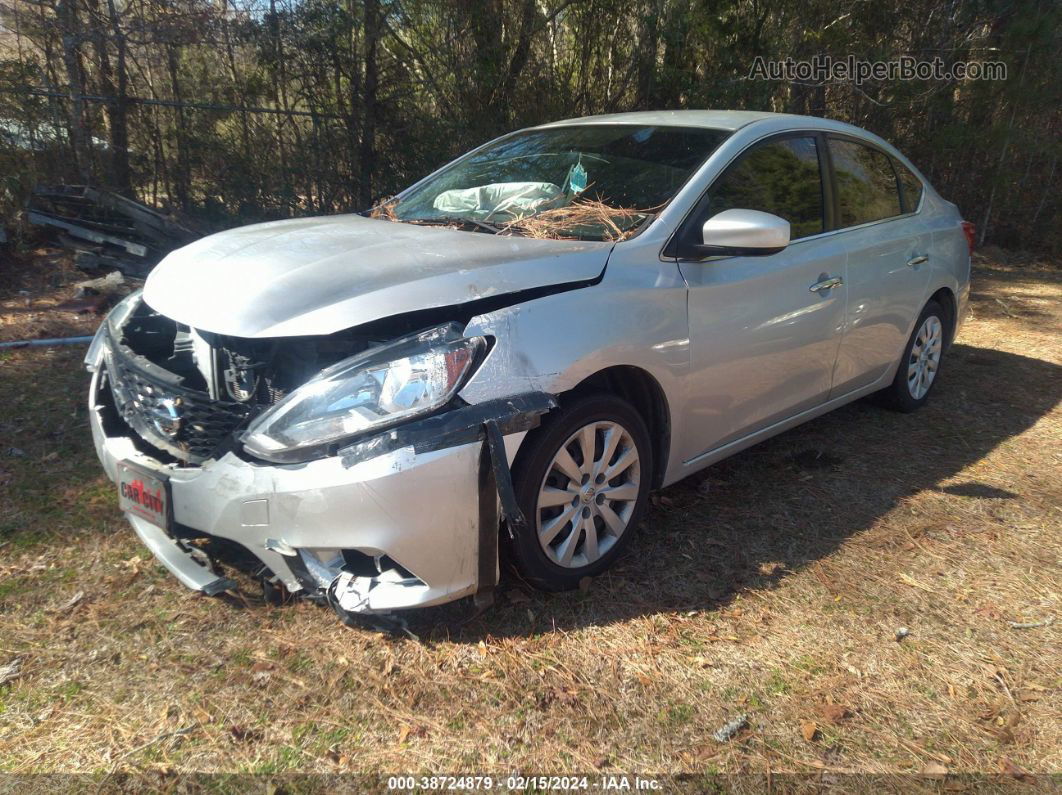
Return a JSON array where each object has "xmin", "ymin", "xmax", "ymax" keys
[{"xmin": 143, "ymin": 214, "xmax": 612, "ymax": 337}]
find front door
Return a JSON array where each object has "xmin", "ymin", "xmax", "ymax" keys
[{"xmin": 677, "ymin": 134, "xmax": 847, "ymax": 463}]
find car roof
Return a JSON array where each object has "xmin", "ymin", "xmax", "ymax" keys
[
  {"xmin": 534, "ymin": 109, "xmax": 854, "ymax": 134},
  {"xmin": 531, "ymin": 109, "xmax": 908, "ymax": 164}
]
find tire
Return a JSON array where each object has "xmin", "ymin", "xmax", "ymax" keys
[
  {"xmin": 877, "ymin": 300, "xmax": 948, "ymax": 412},
  {"xmin": 508, "ymin": 393, "xmax": 653, "ymax": 591}
]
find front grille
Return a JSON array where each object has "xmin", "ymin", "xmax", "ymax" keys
[{"xmin": 104, "ymin": 338, "xmax": 252, "ymax": 464}]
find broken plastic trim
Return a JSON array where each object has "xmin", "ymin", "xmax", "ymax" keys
[
  {"xmin": 337, "ymin": 392, "xmax": 556, "ymax": 467},
  {"xmin": 327, "ymin": 392, "xmax": 554, "ymax": 622},
  {"xmin": 326, "ymin": 577, "xmax": 420, "ymax": 639},
  {"xmin": 253, "ymin": 393, "xmax": 552, "ymax": 627},
  {"xmin": 474, "ymin": 417, "xmax": 531, "ymax": 609}
]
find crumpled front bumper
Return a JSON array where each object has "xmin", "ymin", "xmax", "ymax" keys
[{"xmin": 88, "ymin": 365, "xmax": 552, "ymax": 614}]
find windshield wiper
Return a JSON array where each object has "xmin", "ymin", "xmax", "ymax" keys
[{"xmin": 414, "ymin": 216, "xmax": 504, "ymax": 234}]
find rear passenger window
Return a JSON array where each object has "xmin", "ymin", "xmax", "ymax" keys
[
  {"xmin": 707, "ymin": 136, "xmax": 824, "ymax": 239},
  {"xmin": 893, "ymin": 159, "xmax": 924, "ymax": 213},
  {"xmin": 828, "ymin": 138, "xmax": 902, "ymax": 227}
]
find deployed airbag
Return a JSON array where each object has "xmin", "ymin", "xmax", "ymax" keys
[{"xmin": 432, "ymin": 182, "xmax": 563, "ymax": 218}]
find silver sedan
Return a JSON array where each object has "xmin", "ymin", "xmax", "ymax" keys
[{"xmin": 85, "ymin": 110, "xmax": 972, "ymax": 621}]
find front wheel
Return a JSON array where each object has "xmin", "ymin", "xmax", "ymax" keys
[
  {"xmin": 877, "ymin": 300, "xmax": 948, "ymax": 412},
  {"xmin": 509, "ymin": 393, "xmax": 653, "ymax": 591}
]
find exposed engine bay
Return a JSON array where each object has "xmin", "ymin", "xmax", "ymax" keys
[
  {"xmin": 121, "ymin": 303, "xmax": 393, "ymax": 404},
  {"xmin": 101, "ymin": 301, "xmax": 437, "ymax": 465}
]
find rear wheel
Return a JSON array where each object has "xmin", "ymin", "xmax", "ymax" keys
[
  {"xmin": 877, "ymin": 300, "xmax": 947, "ymax": 412},
  {"xmin": 509, "ymin": 393, "xmax": 652, "ymax": 591}
]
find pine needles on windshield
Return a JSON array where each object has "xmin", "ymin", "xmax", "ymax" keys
[
  {"xmin": 499, "ymin": 199, "xmax": 648, "ymax": 241},
  {"xmin": 368, "ymin": 195, "xmax": 648, "ymax": 241},
  {"xmin": 368, "ymin": 197, "xmax": 400, "ymax": 220}
]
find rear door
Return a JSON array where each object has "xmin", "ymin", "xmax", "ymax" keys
[
  {"xmin": 675, "ymin": 133, "xmax": 848, "ymax": 463},
  {"xmin": 825, "ymin": 136, "xmax": 932, "ymax": 394}
]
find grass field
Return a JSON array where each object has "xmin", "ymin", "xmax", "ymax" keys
[{"xmin": 0, "ymin": 250, "xmax": 1059, "ymax": 784}]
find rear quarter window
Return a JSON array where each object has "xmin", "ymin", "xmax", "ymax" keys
[
  {"xmin": 828, "ymin": 138, "xmax": 902, "ymax": 227},
  {"xmin": 893, "ymin": 158, "xmax": 924, "ymax": 213}
]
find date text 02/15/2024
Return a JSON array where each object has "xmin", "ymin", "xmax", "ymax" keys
[{"xmin": 386, "ymin": 775, "xmax": 663, "ymax": 791}]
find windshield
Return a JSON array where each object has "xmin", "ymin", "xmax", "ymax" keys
[{"xmin": 387, "ymin": 124, "xmax": 730, "ymax": 241}]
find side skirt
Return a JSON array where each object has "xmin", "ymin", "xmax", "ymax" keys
[{"xmin": 672, "ymin": 376, "xmax": 891, "ymax": 484}]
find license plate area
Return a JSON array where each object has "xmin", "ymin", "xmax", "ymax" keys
[{"xmin": 117, "ymin": 460, "xmax": 172, "ymax": 533}]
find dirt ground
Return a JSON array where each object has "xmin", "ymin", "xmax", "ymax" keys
[{"xmin": 0, "ymin": 247, "xmax": 1058, "ymax": 787}]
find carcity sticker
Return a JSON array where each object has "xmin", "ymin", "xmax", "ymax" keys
[
  {"xmin": 117, "ymin": 463, "xmax": 168, "ymax": 529},
  {"xmin": 121, "ymin": 478, "xmax": 164, "ymax": 514}
]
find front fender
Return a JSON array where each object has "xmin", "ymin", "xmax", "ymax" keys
[{"xmin": 459, "ymin": 251, "xmax": 691, "ymax": 480}]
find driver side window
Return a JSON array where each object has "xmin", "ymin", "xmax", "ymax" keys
[{"xmin": 706, "ymin": 136, "xmax": 824, "ymax": 240}]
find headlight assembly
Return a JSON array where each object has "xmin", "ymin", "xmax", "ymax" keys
[{"xmin": 242, "ymin": 323, "xmax": 485, "ymax": 463}]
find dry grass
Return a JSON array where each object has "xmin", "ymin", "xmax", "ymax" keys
[{"xmin": 0, "ymin": 250, "xmax": 1059, "ymax": 784}]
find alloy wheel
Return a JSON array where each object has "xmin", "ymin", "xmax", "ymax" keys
[
  {"xmin": 535, "ymin": 420, "xmax": 641, "ymax": 568},
  {"xmin": 907, "ymin": 315, "xmax": 943, "ymax": 400}
]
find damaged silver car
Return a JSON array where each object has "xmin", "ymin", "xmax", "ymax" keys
[{"xmin": 85, "ymin": 111, "xmax": 972, "ymax": 622}]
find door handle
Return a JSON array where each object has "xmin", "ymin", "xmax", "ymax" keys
[
  {"xmin": 809, "ymin": 276, "xmax": 843, "ymax": 293},
  {"xmin": 906, "ymin": 255, "xmax": 929, "ymax": 267}
]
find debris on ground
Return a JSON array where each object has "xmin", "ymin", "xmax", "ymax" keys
[
  {"xmin": 820, "ymin": 703, "xmax": 852, "ymax": 724},
  {"xmin": 792, "ymin": 448, "xmax": 845, "ymax": 470},
  {"xmin": 26, "ymin": 185, "xmax": 196, "ymax": 278},
  {"xmin": 53, "ymin": 271, "xmax": 129, "ymax": 315},
  {"xmin": 53, "ymin": 591, "xmax": 85, "ymax": 613},
  {"xmin": 800, "ymin": 720, "xmax": 819, "ymax": 741},
  {"xmin": 53, "ymin": 294, "xmax": 112, "ymax": 315},
  {"xmin": 0, "ymin": 657, "xmax": 23, "ymax": 685},
  {"xmin": 922, "ymin": 761, "xmax": 949, "ymax": 778},
  {"xmin": 712, "ymin": 713, "xmax": 748, "ymax": 742},
  {"xmin": 895, "ymin": 626, "xmax": 911, "ymax": 641},
  {"xmin": 1008, "ymin": 616, "xmax": 1054, "ymax": 629},
  {"xmin": 73, "ymin": 271, "xmax": 125, "ymax": 295},
  {"xmin": 998, "ymin": 756, "xmax": 1036, "ymax": 783}
]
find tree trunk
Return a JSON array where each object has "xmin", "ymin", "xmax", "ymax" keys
[
  {"xmin": 57, "ymin": 0, "xmax": 91, "ymax": 180},
  {"xmin": 358, "ymin": 0, "xmax": 379, "ymax": 208},
  {"xmin": 634, "ymin": 0, "xmax": 662, "ymax": 109},
  {"xmin": 267, "ymin": 0, "xmax": 291, "ymax": 210},
  {"xmin": 165, "ymin": 44, "xmax": 191, "ymax": 212},
  {"xmin": 221, "ymin": 0, "xmax": 252, "ymax": 162},
  {"xmin": 95, "ymin": 0, "xmax": 133, "ymax": 196}
]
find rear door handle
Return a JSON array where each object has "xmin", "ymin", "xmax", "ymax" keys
[
  {"xmin": 907, "ymin": 255, "xmax": 929, "ymax": 267},
  {"xmin": 809, "ymin": 276, "xmax": 843, "ymax": 293}
]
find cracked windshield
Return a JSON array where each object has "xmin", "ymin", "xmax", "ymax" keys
[{"xmin": 388, "ymin": 125, "xmax": 729, "ymax": 240}]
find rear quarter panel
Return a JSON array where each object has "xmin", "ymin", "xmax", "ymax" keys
[{"xmin": 921, "ymin": 191, "xmax": 972, "ymax": 340}]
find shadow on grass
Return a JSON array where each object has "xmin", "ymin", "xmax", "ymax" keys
[{"xmin": 413, "ymin": 341, "xmax": 1061, "ymax": 640}]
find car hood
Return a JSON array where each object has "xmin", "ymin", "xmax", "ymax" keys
[{"xmin": 143, "ymin": 214, "xmax": 612, "ymax": 338}]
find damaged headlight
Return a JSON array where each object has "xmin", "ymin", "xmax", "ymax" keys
[
  {"xmin": 84, "ymin": 290, "xmax": 143, "ymax": 372},
  {"xmin": 242, "ymin": 323, "xmax": 485, "ymax": 463}
]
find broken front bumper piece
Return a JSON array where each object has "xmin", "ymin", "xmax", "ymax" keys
[{"xmin": 89, "ymin": 369, "xmax": 554, "ymax": 617}]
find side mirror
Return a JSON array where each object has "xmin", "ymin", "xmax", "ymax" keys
[{"xmin": 691, "ymin": 209, "xmax": 790, "ymax": 258}]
